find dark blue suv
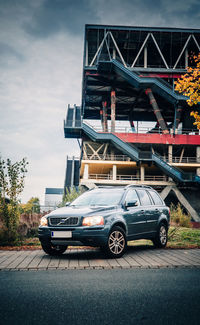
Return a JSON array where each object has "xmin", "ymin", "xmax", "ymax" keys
[{"xmin": 38, "ymin": 185, "xmax": 170, "ymax": 258}]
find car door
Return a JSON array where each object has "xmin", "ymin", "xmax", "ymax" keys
[
  {"xmin": 136, "ymin": 189, "xmax": 153, "ymax": 234},
  {"xmin": 123, "ymin": 189, "xmax": 146, "ymax": 238},
  {"xmin": 146, "ymin": 190, "xmax": 164, "ymax": 232}
]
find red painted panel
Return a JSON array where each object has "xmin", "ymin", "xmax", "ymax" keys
[
  {"xmin": 115, "ymin": 133, "xmax": 200, "ymax": 145},
  {"xmin": 139, "ymin": 73, "xmax": 182, "ymax": 78}
]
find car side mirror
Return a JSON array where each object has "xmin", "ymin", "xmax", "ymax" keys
[
  {"xmin": 65, "ymin": 202, "xmax": 70, "ymax": 206},
  {"xmin": 125, "ymin": 200, "xmax": 138, "ymax": 208}
]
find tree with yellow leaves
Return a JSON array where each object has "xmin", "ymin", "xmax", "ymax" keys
[{"xmin": 175, "ymin": 53, "xmax": 200, "ymax": 129}]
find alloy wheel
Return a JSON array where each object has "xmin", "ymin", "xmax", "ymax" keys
[{"xmin": 108, "ymin": 230, "xmax": 125, "ymax": 255}]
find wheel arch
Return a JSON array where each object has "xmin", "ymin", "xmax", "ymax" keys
[
  {"xmin": 158, "ymin": 218, "xmax": 169, "ymax": 230},
  {"xmin": 111, "ymin": 221, "xmax": 127, "ymax": 234}
]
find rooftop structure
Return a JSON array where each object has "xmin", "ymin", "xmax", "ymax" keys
[{"xmin": 64, "ymin": 24, "xmax": 200, "ymax": 221}]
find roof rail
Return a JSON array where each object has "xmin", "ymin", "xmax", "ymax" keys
[{"xmin": 125, "ymin": 184, "xmax": 152, "ymax": 189}]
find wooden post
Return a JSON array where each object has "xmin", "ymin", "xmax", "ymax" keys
[{"xmin": 111, "ymin": 91, "xmax": 116, "ymax": 133}]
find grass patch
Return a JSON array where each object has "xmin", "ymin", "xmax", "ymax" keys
[
  {"xmin": 128, "ymin": 226, "xmax": 200, "ymax": 249},
  {"xmin": 167, "ymin": 226, "xmax": 200, "ymax": 248}
]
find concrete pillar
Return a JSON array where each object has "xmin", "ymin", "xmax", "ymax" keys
[
  {"xmin": 83, "ymin": 164, "xmax": 89, "ymax": 180},
  {"xmin": 111, "ymin": 90, "xmax": 116, "ymax": 133},
  {"xmin": 196, "ymin": 147, "xmax": 200, "ymax": 176},
  {"xmin": 110, "ymin": 149, "xmax": 115, "ymax": 161},
  {"xmin": 197, "ymin": 147, "xmax": 200, "ymax": 163},
  {"xmin": 140, "ymin": 166, "xmax": 145, "ymax": 181},
  {"xmin": 168, "ymin": 145, "xmax": 173, "ymax": 163},
  {"xmin": 113, "ymin": 165, "xmax": 117, "ymax": 181},
  {"xmin": 144, "ymin": 46, "xmax": 147, "ymax": 68},
  {"xmin": 102, "ymin": 101, "xmax": 108, "ymax": 132},
  {"xmin": 113, "ymin": 48, "xmax": 116, "ymax": 59}
]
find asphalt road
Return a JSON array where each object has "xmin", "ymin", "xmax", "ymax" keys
[{"xmin": 0, "ymin": 269, "xmax": 200, "ymax": 325}]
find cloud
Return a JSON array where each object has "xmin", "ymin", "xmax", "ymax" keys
[
  {"xmin": 23, "ymin": 0, "xmax": 100, "ymax": 38},
  {"xmin": 93, "ymin": 0, "xmax": 200, "ymax": 29}
]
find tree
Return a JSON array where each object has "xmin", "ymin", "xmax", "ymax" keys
[
  {"xmin": 20, "ymin": 197, "xmax": 40, "ymax": 214},
  {"xmin": 59, "ymin": 187, "xmax": 84, "ymax": 207},
  {"xmin": 175, "ymin": 53, "xmax": 200, "ymax": 129},
  {"xmin": 0, "ymin": 157, "xmax": 28, "ymax": 243}
]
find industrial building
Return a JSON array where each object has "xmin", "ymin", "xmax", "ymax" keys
[{"xmin": 64, "ymin": 24, "xmax": 200, "ymax": 221}]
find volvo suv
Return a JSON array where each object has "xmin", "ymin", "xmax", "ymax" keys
[{"xmin": 38, "ymin": 185, "xmax": 170, "ymax": 258}]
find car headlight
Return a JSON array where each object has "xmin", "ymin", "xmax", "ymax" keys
[
  {"xmin": 82, "ymin": 216, "xmax": 104, "ymax": 227},
  {"xmin": 40, "ymin": 216, "xmax": 48, "ymax": 227}
]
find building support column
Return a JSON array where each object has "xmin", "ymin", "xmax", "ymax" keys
[
  {"xmin": 168, "ymin": 145, "xmax": 173, "ymax": 163},
  {"xmin": 102, "ymin": 101, "xmax": 108, "ymax": 132},
  {"xmin": 140, "ymin": 166, "xmax": 145, "ymax": 182},
  {"xmin": 145, "ymin": 88, "xmax": 169, "ymax": 134},
  {"xmin": 111, "ymin": 90, "xmax": 116, "ymax": 133},
  {"xmin": 113, "ymin": 165, "xmax": 117, "ymax": 181},
  {"xmin": 144, "ymin": 46, "xmax": 147, "ymax": 68},
  {"xmin": 70, "ymin": 156, "xmax": 75, "ymax": 188},
  {"xmin": 173, "ymin": 104, "xmax": 182, "ymax": 133},
  {"xmin": 83, "ymin": 164, "xmax": 89, "ymax": 180},
  {"xmin": 197, "ymin": 147, "xmax": 200, "ymax": 176}
]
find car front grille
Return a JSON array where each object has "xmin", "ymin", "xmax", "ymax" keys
[{"xmin": 49, "ymin": 217, "xmax": 79, "ymax": 226}]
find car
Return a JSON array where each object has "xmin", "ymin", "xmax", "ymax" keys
[{"xmin": 38, "ymin": 185, "xmax": 170, "ymax": 258}]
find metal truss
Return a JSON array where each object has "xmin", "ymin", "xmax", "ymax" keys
[{"xmin": 88, "ymin": 30, "xmax": 200, "ymax": 70}]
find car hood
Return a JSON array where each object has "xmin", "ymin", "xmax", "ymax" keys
[{"xmin": 47, "ymin": 205, "xmax": 117, "ymax": 218}]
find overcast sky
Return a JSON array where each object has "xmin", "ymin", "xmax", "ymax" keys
[{"xmin": 0, "ymin": 0, "xmax": 199, "ymax": 204}]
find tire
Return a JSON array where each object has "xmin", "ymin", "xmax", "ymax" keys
[
  {"xmin": 104, "ymin": 226, "xmax": 127, "ymax": 258},
  {"xmin": 152, "ymin": 223, "xmax": 168, "ymax": 248},
  {"xmin": 41, "ymin": 243, "xmax": 68, "ymax": 256}
]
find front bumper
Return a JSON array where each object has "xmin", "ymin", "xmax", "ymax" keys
[{"xmin": 38, "ymin": 225, "xmax": 110, "ymax": 247}]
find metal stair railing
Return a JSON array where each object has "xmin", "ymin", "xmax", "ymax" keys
[{"xmin": 82, "ymin": 121, "xmax": 200, "ymax": 185}]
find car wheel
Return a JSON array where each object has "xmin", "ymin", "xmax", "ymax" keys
[
  {"xmin": 105, "ymin": 226, "xmax": 127, "ymax": 258},
  {"xmin": 152, "ymin": 223, "xmax": 168, "ymax": 248},
  {"xmin": 41, "ymin": 243, "xmax": 68, "ymax": 256}
]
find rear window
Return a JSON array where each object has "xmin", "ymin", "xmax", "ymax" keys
[
  {"xmin": 137, "ymin": 190, "xmax": 152, "ymax": 206},
  {"xmin": 148, "ymin": 190, "xmax": 163, "ymax": 205}
]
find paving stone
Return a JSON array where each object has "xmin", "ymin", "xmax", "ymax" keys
[
  {"xmin": 8, "ymin": 252, "xmax": 29, "ymax": 269},
  {"xmin": 0, "ymin": 251, "xmax": 24, "ymax": 269},
  {"xmin": 123, "ymin": 255, "xmax": 141, "ymax": 267},
  {"xmin": 106, "ymin": 258, "xmax": 121, "ymax": 268},
  {"xmin": 136, "ymin": 251, "xmax": 161, "ymax": 267},
  {"xmin": 16, "ymin": 251, "xmax": 38, "ymax": 269},
  {"xmin": 58, "ymin": 256, "xmax": 70, "ymax": 269},
  {"xmin": 48, "ymin": 256, "xmax": 60, "ymax": 268},
  {"xmin": 168, "ymin": 250, "xmax": 200, "ymax": 265},
  {"xmin": 145, "ymin": 251, "xmax": 173, "ymax": 266},
  {"xmin": 27, "ymin": 252, "xmax": 45, "ymax": 269},
  {"xmin": 38, "ymin": 255, "xmax": 52, "ymax": 269}
]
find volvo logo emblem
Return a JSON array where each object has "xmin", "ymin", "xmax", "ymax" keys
[{"xmin": 57, "ymin": 217, "xmax": 70, "ymax": 225}]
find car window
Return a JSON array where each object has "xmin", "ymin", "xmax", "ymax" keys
[
  {"xmin": 125, "ymin": 189, "xmax": 140, "ymax": 205},
  {"xmin": 148, "ymin": 190, "xmax": 163, "ymax": 205},
  {"xmin": 137, "ymin": 190, "xmax": 152, "ymax": 206},
  {"xmin": 71, "ymin": 189, "xmax": 124, "ymax": 206}
]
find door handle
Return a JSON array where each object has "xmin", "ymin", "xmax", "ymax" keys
[{"xmin": 141, "ymin": 210, "xmax": 145, "ymax": 213}]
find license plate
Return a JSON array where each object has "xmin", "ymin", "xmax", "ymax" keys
[{"xmin": 51, "ymin": 231, "xmax": 72, "ymax": 238}]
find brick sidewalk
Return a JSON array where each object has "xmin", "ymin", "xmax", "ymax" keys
[{"xmin": 0, "ymin": 247, "xmax": 200, "ymax": 271}]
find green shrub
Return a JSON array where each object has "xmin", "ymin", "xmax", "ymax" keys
[{"xmin": 170, "ymin": 203, "xmax": 191, "ymax": 228}]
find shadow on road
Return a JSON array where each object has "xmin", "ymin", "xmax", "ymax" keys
[{"xmin": 42, "ymin": 244, "xmax": 155, "ymax": 260}]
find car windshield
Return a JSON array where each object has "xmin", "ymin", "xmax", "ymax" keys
[{"xmin": 71, "ymin": 189, "xmax": 124, "ymax": 206}]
